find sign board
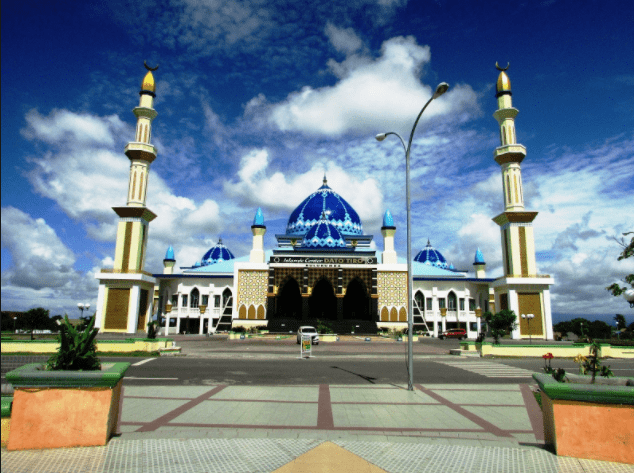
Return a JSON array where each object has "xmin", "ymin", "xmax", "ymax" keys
[
  {"xmin": 271, "ymin": 256, "xmax": 377, "ymax": 267},
  {"xmin": 300, "ymin": 334, "xmax": 313, "ymax": 358}
]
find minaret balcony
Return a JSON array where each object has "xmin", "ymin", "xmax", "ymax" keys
[
  {"xmin": 133, "ymin": 107, "xmax": 158, "ymax": 120},
  {"xmin": 493, "ymin": 107, "xmax": 518, "ymax": 123},
  {"xmin": 494, "ymin": 144, "xmax": 526, "ymax": 165},
  {"xmin": 125, "ymin": 142, "xmax": 157, "ymax": 163}
]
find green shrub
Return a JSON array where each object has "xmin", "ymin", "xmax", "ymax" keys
[{"xmin": 45, "ymin": 315, "xmax": 101, "ymax": 371}]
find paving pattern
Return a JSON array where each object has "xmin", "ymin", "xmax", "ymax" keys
[
  {"xmin": 3, "ymin": 438, "xmax": 633, "ymax": 473},
  {"xmin": 438, "ymin": 359, "xmax": 537, "ymax": 378}
]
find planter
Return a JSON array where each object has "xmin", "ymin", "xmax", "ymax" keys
[
  {"xmin": 533, "ymin": 373, "xmax": 634, "ymax": 463},
  {"xmin": 6, "ymin": 362, "xmax": 130, "ymax": 450}
]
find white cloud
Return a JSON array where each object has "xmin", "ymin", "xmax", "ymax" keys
[
  {"xmin": 324, "ymin": 23, "xmax": 363, "ymax": 55},
  {"xmin": 223, "ymin": 148, "xmax": 384, "ymax": 227},
  {"xmin": 1, "ymin": 207, "xmax": 78, "ymax": 290},
  {"xmin": 20, "ymin": 109, "xmax": 225, "ymax": 274},
  {"xmin": 250, "ymin": 36, "xmax": 479, "ymax": 137}
]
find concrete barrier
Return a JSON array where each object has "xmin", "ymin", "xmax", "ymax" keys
[{"xmin": 459, "ymin": 341, "xmax": 634, "ymax": 358}]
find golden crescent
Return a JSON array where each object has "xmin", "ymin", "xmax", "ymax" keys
[
  {"xmin": 495, "ymin": 62, "xmax": 510, "ymax": 71},
  {"xmin": 144, "ymin": 61, "xmax": 159, "ymax": 72}
]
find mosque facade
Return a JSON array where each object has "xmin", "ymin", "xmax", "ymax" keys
[{"xmin": 95, "ymin": 65, "xmax": 555, "ymax": 340}]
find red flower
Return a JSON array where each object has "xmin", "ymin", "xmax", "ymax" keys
[{"xmin": 543, "ymin": 352, "xmax": 554, "ymax": 360}]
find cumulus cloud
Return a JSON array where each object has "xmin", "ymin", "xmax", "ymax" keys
[
  {"xmin": 246, "ymin": 36, "xmax": 479, "ymax": 137},
  {"xmin": 20, "ymin": 109, "xmax": 225, "ymax": 274},
  {"xmin": 223, "ymin": 148, "xmax": 384, "ymax": 228}
]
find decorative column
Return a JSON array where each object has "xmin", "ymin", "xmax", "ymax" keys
[{"xmin": 250, "ymin": 208, "xmax": 267, "ymax": 263}]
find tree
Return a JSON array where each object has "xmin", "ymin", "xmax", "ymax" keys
[
  {"xmin": 606, "ymin": 231, "xmax": 633, "ymax": 305},
  {"xmin": 483, "ymin": 309, "xmax": 517, "ymax": 344},
  {"xmin": 614, "ymin": 314, "xmax": 626, "ymax": 331},
  {"xmin": 15, "ymin": 308, "xmax": 55, "ymax": 340}
]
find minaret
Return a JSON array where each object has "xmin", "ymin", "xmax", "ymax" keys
[
  {"xmin": 491, "ymin": 64, "xmax": 538, "ymax": 278},
  {"xmin": 473, "ymin": 248, "xmax": 486, "ymax": 279},
  {"xmin": 163, "ymin": 245, "xmax": 175, "ymax": 274},
  {"xmin": 95, "ymin": 63, "xmax": 160, "ymax": 334},
  {"xmin": 381, "ymin": 209, "xmax": 397, "ymax": 264},
  {"xmin": 250, "ymin": 207, "xmax": 266, "ymax": 263}
]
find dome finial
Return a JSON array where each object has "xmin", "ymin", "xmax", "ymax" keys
[
  {"xmin": 427, "ymin": 238, "xmax": 431, "ymax": 246},
  {"xmin": 218, "ymin": 237, "xmax": 222, "ymax": 244},
  {"xmin": 323, "ymin": 173, "xmax": 327, "ymax": 186},
  {"xmin": 141, "ymin": 62, "xmax": 157, "ymax": 94},
  {"xmin": 382, "ymin": 209, "xmax": 395, "ymax": 228},
  {"xmin": 495, "ymin": 62, "xmax": 512, "ymax": 97},
  {"xmin": 164, "ymin": 245, "xmax": 175, "ymax": 261},
  {"xmin": 253, "ymin": 207, "xmax": 265, "ymax": 226}
]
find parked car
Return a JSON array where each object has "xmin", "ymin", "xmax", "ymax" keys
[
  {"xmin": 438, "ymin": 328, "xmax": 467, "ymax": 340},
  {"xmin": 297, "ymin": 326, "xmax": 319, "ymax": 345}
]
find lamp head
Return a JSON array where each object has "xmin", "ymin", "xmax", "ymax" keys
[
  {"xmin": 77, "ymin": 303, "xmax": 84, "ymax": 309},
  {"xmin": 85, "ymin": 304, "xmax": 90, "ymax": 310},
  {"xmin": 432, "ymin": 82, "xmax": 449, "ymax": 99},
  {"xmin": 375, "ymin": 133, "xmax": 387, "ymax": 142}
]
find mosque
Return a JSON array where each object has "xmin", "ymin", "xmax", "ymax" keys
[{"xmin": 94, "ymin": 64, "xmax": 555, "ymax": 340}]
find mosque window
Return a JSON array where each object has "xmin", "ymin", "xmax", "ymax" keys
[
  {"xmin": 190, "ymin": 288, "xmax": 199, "ymax": 308},
  {"xmin": 214, "ymin": 295, "xmax": 221, "ymax": 307},
  {"xmin": 426, "ymin": 298, "xmax": 433, "ymax": 311},
  {"xmin": 181, "ymin": 295, "xmax": 188, "ymax": 307},
  {"xmin": 202, "ymin": 295, "xmax": 209, "ymax": 306},
  {"xmin": 222, "ymin": 288, "xmax": 233, "ymax": 308},
  {"xmin": 448, "ymin": 292, "xmax": 457, "ymax": 310},
  {"xmin": 438, "ymin": 298, "xmax": 446, "ymax": 309},
  {"xmin": 469, "ymin": 299, "xmax": 476, "ymax": 311},
  {"xmin": 414, "ymin": 292, "xmax": 424, "ymax": 314},
  {"xmin": 459, "ymin": 298, "xmax": 465, "ymax": 311},
  {"xmin": 171, "ymin": 295, "xmax": 178, "ymax": 306}
]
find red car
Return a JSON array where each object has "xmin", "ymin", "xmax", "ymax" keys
[{"xmin": 439, "ymin": 328, "xmax": 467, "ymax": 340}]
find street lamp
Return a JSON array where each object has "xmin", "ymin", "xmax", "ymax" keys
[
  {"xmin": 77, "ymin": 303, "xmax": 90, "ymax": 318},
  {"xmin": 376, "ymin": 82, "xmax": 449, "ymax": 391},
  {"xmin": 521, "ymin": 313, "xmax": 534, "ymax": 345}
]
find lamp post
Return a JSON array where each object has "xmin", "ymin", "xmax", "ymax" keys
[
  {"xmin": 77, "ymin": 303, "xmax": 90, "ymax": 326},
  {"xmin": 522, "ymin": 313, "xmax": 534, "ymax": 344},
  {"xmin": 376, "ymin": 82, "xmax": 449, "ymax": 391}
]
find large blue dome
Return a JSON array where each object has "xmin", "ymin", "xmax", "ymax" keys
[
  {"xmin": 414, "ymin": 240, "xmax": 449, "ymax": 269},
  {"xmin": 201, "ymin": 238, "xmax": 235, "ymax": 266},
  {"xmin": 286, "ymin": 177, "xmax": 362, "ymax": 236},
  {"xmin": 302, "ymin": 213, "xmax": 347, "ymax": 249}
]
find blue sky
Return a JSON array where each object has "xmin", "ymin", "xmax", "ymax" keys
[{"xmin": 2, "ymin": 0, "xmax": 633, "ymax": 324}]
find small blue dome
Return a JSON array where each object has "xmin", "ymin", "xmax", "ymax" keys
[
  {"xmin": 414, "ymin": 240, "xmax": 449, "ymax": 269},
  {"xmin": 382, "ymin": 209, "xmax": 395, "ymax": 228},
  {"xmin": 194, "ymin": 261, "xmax": 201, "ymax": 267},
  {"xmin": 449, "ymin": 263, "xmax": 456, "ymax": 271},
  {"xmin": 253, "ymin": 207, "xmax": 264, "ymax": 226},
  {"xmin": 302, "ymin": 213, "xmax": 346, "ymax": 249},
  {"xmin": 201, "ymin": 238, "xmax": 235, "ymax": 266},
  {"xmin": 286, "ymin": 176, "xmax": 362, "ymax": 236},
  {"xmin": 474, "ymin": 248, "xmax": 485, "ymax": 265},
  {"xmin": 164, "ymin": 245, "xmax": 175, "ymax": 261}
]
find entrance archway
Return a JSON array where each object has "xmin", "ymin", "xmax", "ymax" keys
[
  {"xmin": 343, "ymin": 277, "xmax": 370, "ymax": 321},
  {"xmin": 276, "ymin": 277, "xmax": 302, "ymax": 319},
  {"xmin": 309, "ymin": 278, "xmax": 337, "ymax": 319}
]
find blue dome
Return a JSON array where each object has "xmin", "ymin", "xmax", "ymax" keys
[
  {"xmin": 253, "ymin": 207, "xmax": 264, "ymax": 226},
  {"xmin": 382, "ymin": 209, "xmax": 395, "ymax": 228},
  {"xmin": 414, "ymin": 240, "xmax": 449, "ymax": 269},
  {"xmin": 201, "ymin": 238, "xmax": 235, "ymax": 266},
  {"xmin": 286, "ymin": 177, "xmax": 362, "ymax": 236},
  {"xmin": 164, "ymin": 245, "xmax": 175, "ymax": 261},
  {"xmin": 302, "ymin": 213, "xmax": 346, "ymax": 249},
  {"xmin": 474, "ymin": 248, "xmax": 485, "ymax": 264}
]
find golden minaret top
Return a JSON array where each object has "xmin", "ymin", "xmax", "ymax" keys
[{"xmin": 495, "ymin": 62, "xmax": 511, "ymax": 97}]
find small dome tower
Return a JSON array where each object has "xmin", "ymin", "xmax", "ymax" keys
[
  {"xmin": 250, "ymin": 207, "xmax": 267, "ymax": 263},
  {"xmin": 163, "ymin": 245, "xmax": 176, "ymax": 274},
  {"xmin": 381, "ymin": 209, "xmax": 397, "ymax": 264}
]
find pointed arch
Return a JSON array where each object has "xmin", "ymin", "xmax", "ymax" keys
[
  {"xmin": 222, "ymin": 288, "xmax": 233, "ymax": 309},
  {"xmin": 276, "ymin": 276, "xmax": 302, "ymax": 319},
  {"xmin": 390, "ymin": 307, "xmax": 398, "ymax": 322},
  {"xmin": 190, "ymin": 287, "xmax": 200, "ymax": 308},
  {"xmin": 248, "ymin": 305, "xmax": 256, "ymax": 320},
  {"xmin": 398, "ymin": 307, "xmax": 407, "ymax": 322},
  {"xmin": 257, "ymin": 305, "xmax": 265, "ymax": 319},
  {"xmin": 238, "ymin": 304, "xmax": 247, "ymax": 319},
  {"xmin": 447, "ymin": 291, "xmax": 457, "ymax": 310},
  {"xmin": 380, "ymin": 306, "xmax": 389, "ymax": 322},
  {"xmin": 309, "ymin": 277, "xmax": 336, "ymax": 319},
  {"xmin": 343, "ymin": 276, "xmax": 369, "ymax": 321},
  {"xmin": 414, "ymin": 290, "xmax": 424, "ymax": 315}
]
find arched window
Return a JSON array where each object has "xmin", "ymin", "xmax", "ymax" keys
[
  {"xmin": 248, "ymin": 305, "xmax": 256, "ymax": 320},
  {"xmin": 390, "ymin": 307, "xmax": 398, "ymax": 322},
  {"xmin": 448, "ymin": 292, "xmax": 457, "ymax": 311},
  {"xmin": 398, "ymin": 307, "xmax": 407, "ymax": 322},
  {"xmin": 414, "ymin": 291, "xmax": 424, "ymax": 314},
  {"xmin": 381, "ymin": 306, "xmax": 389, "ymax": 322},
  {"xmin": 502, "ymin": 125, "xmax": 506, "ymax": 145},
  {"xmin": 222, "ymin": 288, "xmax": 233, "ymax": 309},
  {"xmin": 238, "ymin": 305, "xmax": 247, "ymax": 319},
  {"xmin": 257, "ymin": 305, "xmax": 265, "ymax": 319},
  {"xmin": 190, "ymin": 288, "xmax": 199, "ymax": 308}
]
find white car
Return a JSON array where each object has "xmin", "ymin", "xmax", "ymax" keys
[{"xmin": 297, "ymin": 326, "xmax": 319, "ymax": 345}]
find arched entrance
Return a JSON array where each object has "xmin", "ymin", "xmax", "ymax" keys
[
  {"xmin": 343, "ymin": 277, "xmax": 370, "ymax": 321},
  {"xmin": 276, "ymin": 277, "xmax": 302, "ymax": 319},
  {"xmin": 309, "ymin": 278, "xmax": 337, "ymax": 320}
]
